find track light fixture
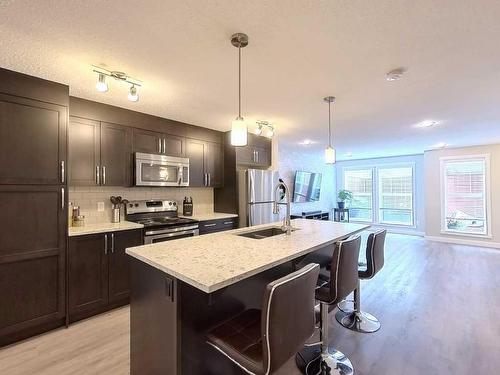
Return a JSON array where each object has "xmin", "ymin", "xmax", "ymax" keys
[
  {"xmin": 255, "ymin": 121, "xmax": 275, "ymax": 139},
  {"xmin": 93, "ymin": 66, "xmax": 142, "ymax": 102}
]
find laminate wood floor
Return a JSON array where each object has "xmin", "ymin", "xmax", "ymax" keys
[{"xmin": 1, "ymin": 234, "xmax": 499, "ymax": 375}]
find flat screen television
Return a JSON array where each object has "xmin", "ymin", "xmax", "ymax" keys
[{"xmin": 292, "ymin": 171, "xmax": 322, "ymax": 202}]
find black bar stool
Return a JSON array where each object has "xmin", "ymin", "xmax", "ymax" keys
[
  {"xmin": 206, "ymin": 263, "xmax": 320, "ymax": 375},
  {"xmin": 335, "ymin": 229, "xmax": 386, "ymax": 333},
  {"xmin": 296, "ymin": 235, "xmax": 362, "ymax": 375}
]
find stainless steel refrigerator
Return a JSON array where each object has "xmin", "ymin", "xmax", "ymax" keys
[{"xmin": 237, "ymin": 169, "xmax": 282, "ymax": 227}]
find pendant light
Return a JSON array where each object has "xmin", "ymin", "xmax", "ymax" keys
[
  {"xmin": 230, "ymin": 33, "xmax": 249, "ymax": 146},
  {"xmin": 324, "ymin": 96, "xmax": 336, "ymax": 164}
]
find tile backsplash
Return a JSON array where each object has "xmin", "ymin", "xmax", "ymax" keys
[{"xmin": 69, "ymin": 186, "xmax": 214, "ymax": 224}]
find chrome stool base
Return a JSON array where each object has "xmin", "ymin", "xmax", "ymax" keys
[
  {"xmin": 337, "ymin": 299, "xmax": 354, "ymax": 313},
  {"xmin": 296, "ymin": 346, "xmax": 354, "ymax": 375},
  {"xmin": 335, "ymin": 310, "xmax": 381, "ymax": 333}
]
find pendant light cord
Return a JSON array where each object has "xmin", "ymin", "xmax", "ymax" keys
[
  {"xmin": 328, "ymin": 100, "xmax": 332, "ymax": 147},
  {"xmin": 238, "ymin": 44, "xmax": 242, "ymax": 118}
]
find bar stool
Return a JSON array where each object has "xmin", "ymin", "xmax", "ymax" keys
[
  {"xmin": 335, "ymin": 230, "xmax": 386, "ymax": 333},
  {"xmin": 206, "ymin": 263, "xmax": 320, "ymax": 375},
  {"xmin": 296, "ymin": 235, "xmax": 362, "ymax": 375}
]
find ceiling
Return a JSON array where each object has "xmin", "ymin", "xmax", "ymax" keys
[{"xmin": 1, "ymin": 0, "xmax": 500, "ymax": 160}]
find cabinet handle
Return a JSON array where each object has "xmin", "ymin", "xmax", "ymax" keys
[
  {"xmin": 204, "ymin": 173, "xmax": 207, "ymax": 186},
  {"xmin": 252, "ymin": 150, "xmax": 256, "ymax": 163},
  {"xmin": 223, "ymin": 221, "xmax": 233, "ymax": 225},
  {"xmin": 102, "ymin": 166, "xmax": 106, "ymax": 185},
  {"xmin": 256, "ymin": 151, "xmax": 259, "ymax": 163},
  {"xmin": 163, "ymin": 138, "xmax": 166, "ymax": 154},
  {"xmin": 96, "ymin": 165, "xmax": 100, "ymax": 185},
  {"xmin": 158, "ymin": 138, "xmax": 162, "ymax": 153},
  {"xmin": 111, "ymin": 233, "xmax": 115, "ymax": 253},
  {"xmin": 61, "ymin": 161, "xmax": 65, "ymax": 183},
  {"xmin": 104, "ymin": 234, "xmax": 108, "ymax": 255},
  {"xmin": 208, "ymin": 173, "xmax": 211, "ymax": 186},
  {"xmin": 204, "ymin": 223, "xmax": 217, "ymax": 227},
  {"xmin": 61, "ymin": 187, "xmax": 65, "ymax": 210}
]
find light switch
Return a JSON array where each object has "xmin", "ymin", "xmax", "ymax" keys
[{"xmin": 97, "ymin": 202, "xmax": 105, "ymax": 212}]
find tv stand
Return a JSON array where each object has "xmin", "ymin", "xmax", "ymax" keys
[{"xmin": 291, "ymin": 210, "xmax": 330, "ymax": 221}]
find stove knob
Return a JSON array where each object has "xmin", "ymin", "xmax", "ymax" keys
[
  {"xmin": 134, "ymin": 203, "xmax": 139, "ymax": 207},
  {"xmin": 173, "ymin": 202, "xmax": 177, "ymax": 206},
  {"xmin": 168, "ymin": 202, "xmax": 172, "ymax": 206},
  {"xmin": 129, "ymin": 204, "xmax": 133, "ymax": 208}
]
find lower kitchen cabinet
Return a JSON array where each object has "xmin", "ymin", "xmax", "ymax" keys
[
  {"xmin": 199, "ymin": 217, "xmax": 237, "ymax": 235},
  {"xmin": 68, "ymin": 229, "xmax": 142, "ymax": 322}
]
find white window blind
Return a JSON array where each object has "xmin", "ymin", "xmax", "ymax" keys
[
  {"xmin": 378, "ymin": 167, "xmax": 414, "ymax": 226},
  {"xmin": 344, "ymin": 169, "xmax": 373, "ymax": 222},
  {"xmin": 442, "ymin": 157, "xmax": 488, "ymax": 235}
]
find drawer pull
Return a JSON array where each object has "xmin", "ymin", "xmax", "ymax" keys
[
  {"xmin": 204, "ymin": 223, "xmax": 217, "ymax": 227},
  {"xmin": 223, "ymin": 221, "xmax": 234, "ymax": 225}
]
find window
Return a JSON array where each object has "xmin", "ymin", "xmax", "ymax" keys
[
  {"xmin": 441, "ymin": 156, "xmax": 490, "ymax": 236},
  {"xmin": 344, "ymin": 169, "xmax": 373, "ymax": 222},
  {"xmin": 378, "ymin": 166, "xmax": 414, "ymax": 226}
]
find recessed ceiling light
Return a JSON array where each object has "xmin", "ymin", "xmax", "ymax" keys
[
  {"xmin": 386, "ymin": 67, "xmax": 406, "ymax": 81},
  {"xmin": 432, "ymin": 142, "xmax": 448, "ymax": 149},
  {"xmin": 299, "ymin": 139, "xmax": 315, "ymax": 146},
  {"xmin": 415, "ymin": 120, "xmax": 441, "ymax": 128}
]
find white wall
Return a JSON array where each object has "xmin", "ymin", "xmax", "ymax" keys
[
  {"xmin": 335, "ymin": 154, "xmax": 425, "ymax": 235},
  {"xmin": 278, "ymin": 143, "xmax": 336, "ymax": 215},
  {"xmin": 424, "ymin": 144, "xmax": 500, "ymax": 247}
]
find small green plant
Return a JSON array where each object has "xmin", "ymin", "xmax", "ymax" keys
[{"xmin": 337, "ymin": 189, "xmax": 353, "ymax": 202}]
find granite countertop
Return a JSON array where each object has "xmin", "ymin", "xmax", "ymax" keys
[
  {"xmin": 68, "ymin": 221, "xmax": 144, "ymax": 237},
  {"xmin": 180, "ymin": 212, "xmax": 238, "ymax": 222},
  {"xmin": 126, "ymin": 219, "xmax": 369, "ymax": 293}
]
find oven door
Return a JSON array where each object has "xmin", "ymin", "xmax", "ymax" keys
[
  {"xmin": 144, "ymin": 225, "xmax": 199, "ymax": 244},
  {"xmin": 135, "ymin": 153, "xmax": 189, "ymax": 187}
]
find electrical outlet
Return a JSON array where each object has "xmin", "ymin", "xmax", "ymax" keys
[{"xmin": 97, "ymin": 202, "xmax": 105, "ymax": 212}]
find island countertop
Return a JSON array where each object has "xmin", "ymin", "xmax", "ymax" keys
[{"xmin": 126, "ymin": 219, "xmax": 369, "ymax": 293}]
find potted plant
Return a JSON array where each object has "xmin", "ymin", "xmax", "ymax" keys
[{"xmin": 337, "ymin": 189, "xmax": 353, "ymax": 209}]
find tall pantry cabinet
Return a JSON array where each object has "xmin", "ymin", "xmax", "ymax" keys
[{"xmin": 0, "ymin": 68, "xmax": 68, "ymax": 347}]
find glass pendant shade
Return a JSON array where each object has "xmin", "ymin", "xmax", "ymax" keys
[
  {"xmin": 96, "ymin": 73, "xmax": 108, "ymax": 92},
  {"xmin": 128, "ymin": 85, "xmax": 139, "ymax": 102},
  {"xmin": 325, "ymin": 146, "xmax": 336, "ymax": 164},
  {"xmin": 231, "ymin": 117, "xmax": 248, "ymax": 146}
]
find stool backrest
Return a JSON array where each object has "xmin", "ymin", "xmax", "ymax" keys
[
  {"xmin": 364, "ymin": 229, "xmax": 386, "ymax": 279},
  {"xmin": 261, "ymin": 263, "xmax": 320, "ymax": 374},
  {"xmin": 327, "ymin": 235, "xmax": 362, "ymax": 304}
]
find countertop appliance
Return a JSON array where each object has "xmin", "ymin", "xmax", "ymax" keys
[
  {"xmin": 125, "ymin": 200, "xmax": 199, "ymax": 244},
  {"xmin": 237, "ymin": 169, "xmax": 282, "ymax": 227},
  {"xmin": 183, "ymin": 196, "xmax": 193, "ymax": 216},
  {"xmin": 135, "ymin": 153, "xmax": 189, "ymax": 187}
]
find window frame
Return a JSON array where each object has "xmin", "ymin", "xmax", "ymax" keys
[
  {"xmin": 341, "ymin": 167, "xmax": 375, "ymax": 223},
  {"xmin": 377, "ymin": 164, "xmax": 416, "ymax": 227},
  {"xmin": 439, "ymin": 154, "xmax": 492, "ymax": 238}
]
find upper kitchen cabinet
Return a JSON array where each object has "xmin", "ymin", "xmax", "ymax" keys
[
  {"xmin": 0, "ymin": 94, "xmax": 67, "ymax": 185},
  {"xmin": 185, "ymin": 139, "xmax": 223, "ymax": 188},
  {"xmin": 132, "ymin": 129, "xmax": 185, "ymax": 157},
  {"xmin": 235, "ymin": 133, "xmax": 272, "ymax": 168},
  {"xmin": 68, "ymin": 117, "xmax": 132, "ymax": 187}
]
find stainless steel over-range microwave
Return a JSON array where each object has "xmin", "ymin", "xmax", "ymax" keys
[{"xmin": 135, "ymin": 152, "xmax": 189, "ymax": 187}]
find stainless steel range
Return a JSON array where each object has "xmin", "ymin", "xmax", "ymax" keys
[{"xmin": 125, "ymin": 200, "xmax": 199, "ymax": 244}]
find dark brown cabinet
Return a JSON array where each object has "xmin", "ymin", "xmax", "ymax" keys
[
  {"xmin": 235, "ymin": 133, "xmax": 272, "ymax": 168},
  {"xmin": 199, "ymin": 217, "xmax": 237, "ymax": 235},
  {"xmin": 0, "ymin": 94, "xmax": 67, "ymax": 185},
  {"xmin": 133, "ymin": 128, "xmax": 185, "ymax": 157},
  {"xmin": 185, "ymin": 139, "xmax": 224, "ymax": 188},
  {"xmin": 69, "ymin": 117, "xmax": 131, "ymax": 186},
  {"xmin": 68, "ymin": 229, "xmax": 142, "ymax": 322}
]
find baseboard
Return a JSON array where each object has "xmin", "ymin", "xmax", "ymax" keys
[{"xmin": 425, "ymin": 235, "xmax": 500, "ymax": 249}]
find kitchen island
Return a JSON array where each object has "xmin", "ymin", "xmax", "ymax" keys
[{"xmin": 126, "ymin": 219, "xmax": 369, "ymax": 375}]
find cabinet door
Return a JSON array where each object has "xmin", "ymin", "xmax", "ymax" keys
[
  {"xmin": 254, "ymin": 146, "xmax": 271, "ymax": 167},
  {"xmin": 101, "ymin": 122, "xmax": 132, "ymax": 186},
  {"xmin": 0, "ymin": 94, "xmax": 66, "ymax": 185},
  {"xmin": 68, "ymin": 116, "xmax": 100, "ymax": 186},
  {"xmin": 206, "ymin": 142, "xmax": 224, "ymax": 187},
  {"xmin": 133, "ymin": 129, "xmax": 163, "ymax": 154},
  {"xmin": 185, "ymin": 139, "xmax": 206, "ymax": 187},
  {"xmin": 0, "ymin": 186, "xmax": 66, "ymax": 343},
  {"xmin": 108, "ymin": 230, "xmax": 143, "ymax": 304},
  {"xmin": 68, "ymin": 234, "xmax": 108, "ymax": 319},
  {"xmin": 163, "ymin": 134, "xmax": 185, "ymax": 157},
  {"xmin": 235, "ymin": 145, "xmax": 255, "ymax": 165}
]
